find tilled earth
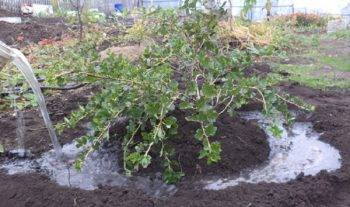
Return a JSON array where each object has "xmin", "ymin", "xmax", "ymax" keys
[
  {"xmin": 1, "ymin": 8, "xmax": 350, "ymax": 206},
  {"xmin": 0, "ymin": 9, "xmax": 67, "ymax": 47},
  {"xmin": 0, "ymin": 82, "xmax": 349, "ymax": 207}
]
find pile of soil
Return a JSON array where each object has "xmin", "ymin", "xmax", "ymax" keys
[
  {"xmin": 137, "ymin": 109, "xmax": 269, "ymax": 177},
  {"xmin": 0, "ymin": 8, "xmax": 17, "ymax": 17},
  {"xmin": 0, "ymin": 9, "xmax": 67, "ymax": 47},
  {"xmin": 245, "ymin": 63, "xmax": 272, "ymax": 77},
  {"xmin": 0, "ymin": 19, "xmax": 67, "ymax": 47}
]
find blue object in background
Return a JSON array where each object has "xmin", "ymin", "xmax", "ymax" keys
[{"xmin": 115, "ymin": 3, "xmax": 124, "ymax": 12}]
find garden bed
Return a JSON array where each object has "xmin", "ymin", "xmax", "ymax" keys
[
  {"xmin": 1, "ymin": 6, "xmax": 350, "ymax": 207},
  {"xmin": 0, "ymin": 81, "xmax": 349, "ymax": 207},
  {"xmin": 0, "ymin": 9, "xmax": 67, "ymax": 47}
]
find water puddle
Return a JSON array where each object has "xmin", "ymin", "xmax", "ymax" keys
[
  {"xmin": 0, "ymin": 17, "xmax": 22, "ymax": 24},
  {"xmin": 1, "ymin": 111, "xmax": 342, "ymax": 195},
  {"xmin": 1, "ymin": 140, "xmax": 176, "ymax": 197},
  {"xmin": 205, "ymin": 111, "xmax": 342, "ymax": 190}
]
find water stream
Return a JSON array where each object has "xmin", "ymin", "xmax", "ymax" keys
[
  {"xmin": 0, "ymin": 41, "xmax": 62, "ymax": 157},
  {"xmin": 204, "ymin": 111, "xmax": 342, "ymax": 190},
  {"xmin": 11, "ymin": 92, "xmax": 26, "ymax": 157},
  {"xmin": 1, "ymin": 140, "xmax": 177, "ymax": 197}
]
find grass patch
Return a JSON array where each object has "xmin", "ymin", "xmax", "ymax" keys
[
  {"xmin": 319, "ymin": 55, "xmax": 350, "ymax": 72},
  {"xmin": 323, "ymin": 29, "xmax": 350, "ymax": 40},
  {"xmin": 272, "ymin": 63, "xmax": 350, "ymax": 89}
]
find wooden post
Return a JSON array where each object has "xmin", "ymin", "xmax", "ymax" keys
[{"xmin": 51, "ymin": 0, "xmax": 60, "ymax": 13}]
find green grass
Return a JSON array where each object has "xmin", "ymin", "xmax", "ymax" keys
[
  {"xmin": 268, "ymin": 27, "xmax": 350, "ymax": 90},
  {"xmin": 322, "ymin": 29, "xmax": 350, "ymax": 40},
  {"xmin": 320, "ymin": 55, "xmax": 350, "ymax": 72},
  {"xmin": 271, "ymin": 63, "xmax": 350, "ymax": 89}
]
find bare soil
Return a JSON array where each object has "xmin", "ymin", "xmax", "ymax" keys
[
  {"xmin": 1, "ymin": 8, "xmax": 350, "ymax": 205},
  {"xmin": 0, "ymin": 9, "xmax": 67, "ymax": 47},
  {"xmin": 0, "ymin": 8, "xmax": 17, "ymax": 17},
  {"xmin": 0, "ymin": 80, "xmax": 350, "ymax": 206},
  {"xmin": 0, "ymin": 84, "xmax": 271, "ymax": 206}
]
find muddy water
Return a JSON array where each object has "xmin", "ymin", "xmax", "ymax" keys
[
  {"xmin": 1, "ymin": 111, "xmax": 341, "ymax": 195},
  {"xmin": 205, "ymin": 111, "xmax": 342, "ymax": 190},
  {"xmin": 2, "ymin": 141, "xmax": 176, "ymax": 198}
]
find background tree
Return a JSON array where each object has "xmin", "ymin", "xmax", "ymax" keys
[{"xmin": 69, "ymin": 0, "xmax": 85, "ymax": 41}]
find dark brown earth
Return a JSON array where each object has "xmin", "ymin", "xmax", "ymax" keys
[
  {"xmin": 1, "ymin": 8, "xmax": 350, "ymax": 205},
  {"xmin": 0, "ymin": 82, "xmax": 350, "ymax": 207},
  {"xmin": 0, "ymin": 87, "xmax": 91, "ymax": 156},
  {"xmin": 244, "ymin": 62, "xmax": 272, "ymax": 77},
  {"xmin": 0, "ymin": 84, "xmax": 271, "ymax": 206},
  {"xmin": 0, "ymin": 9, "xmax": 67, "ymax": 47},
  {"xmin": 138, "ymin": 109, "xmax": 269, "ymax": 177},
  {"xmin": 156, "ymin": 83, "xmax": 350, "ymax": 207},
  {"xmin": 0, "ymin": 8, "xmax": 17, "ymax": 17}
]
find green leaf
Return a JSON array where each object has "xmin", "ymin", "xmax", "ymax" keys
[
  {"xmin": 268, "ymin": 123, "xmax": 283, "ymax": 138},
  {"xmin": 208, "ymin": 141, "xmax": 221, "ymax": 164},
  {"xmin": 195, "ymin": 129, "xmax": 204, "ymax": 141},
  {"xmin": 164, "ymin": 116, "xmax": 177, "ymax": 129},
  {"xmin": 179, "ymin": 101, "xmax": 192, "ymax": 110},
  {"xmin": 74, "ymin": 157, "xmax": 84, "ymax": 171},
  {"xmin": 164, "ymin": 168, "xmax": 184, "ymax": 184},
  {"xmin": 128, "ymin": 152, "xmax": 142, "ymax": 164},
  {"xmin": 202, "ymin": 83, "xmax": 217, "ymax": 99},
  {"xmin": 206, "ymin": 109, "xmax": 219, "ymax": 123},
  {"xmin": 204, "ymin": 124, "xmax": 217, "ymax": 137},
  {"xmin": 141, "ymin": 155, "xmax": 152, "ymax": 168},
  {"xmin": 0, "ymin": 144, "xmax": 4, "ymax": 154},
  {"xmin": 145, "ymin": 103, "xmax": 161, "ymax": 118}
]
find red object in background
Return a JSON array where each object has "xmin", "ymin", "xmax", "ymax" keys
[
  {"xmin": 16, "ymin": 36, "xmax": 25, "ymax": 42},
  {"xmin": 38, "ymin": 39, "xmax": 54, "ymax": 46}
]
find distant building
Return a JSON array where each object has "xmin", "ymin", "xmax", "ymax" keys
[
  {"xmin": 341, "ymin": 2, "xmax": 350, "ymax": 27},
  {"xmin": 342, "ymin": 2, "xmax": 350, "ymax": 15}
]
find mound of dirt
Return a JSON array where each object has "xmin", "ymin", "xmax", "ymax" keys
[
  {"xmin": 0, "ymin": 8, "xmax": 17, "ymax": 17},
  {"xmin": 245, "ymin": 63, "xmax": 272, "ymax": 77},
  {"xmin": 136, "ymin": 109, "xmax": 269, "ymax": 177},
  {"xmin": 99, "ymin": 45, "xmax": 146, "ymax": 62},
  {"xmin": 0, "ymin": 85, "xmax": 270, "ymax": 206},
  {"xmin": 0, "ymin": 18, "xmax": 67, "ymax": 47}
]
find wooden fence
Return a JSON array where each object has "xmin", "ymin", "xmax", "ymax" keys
[
  {"xmin": 0, "ymin": 0, "xmax": 141, "ymax": 13},
  {"xmin": 0, "ymin": 0, "xmax": 294, "ymax": 19}
]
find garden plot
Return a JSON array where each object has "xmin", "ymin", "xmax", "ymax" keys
[{"xmin": 1, "ymin": 5, "xmax": 350, "ymax": 207}]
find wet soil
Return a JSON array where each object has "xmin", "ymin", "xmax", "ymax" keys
[
  {"xmin": 1, "ymin": 82, "xmax": 350, "ymax": 206},
  {"xmin": 0, "ymin": 87, "xmax": 92, "ymax": 156},
  {"xmin": 0, "ymin": 83, "xmax": 271, "ymax": 206},
  {"xmin": 138, "ymin": 109, "xmax": 269, "ymax": 177},
  {"xmin": 0, "ymin": 13, "xmax": 349, "ymax": 204}
]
